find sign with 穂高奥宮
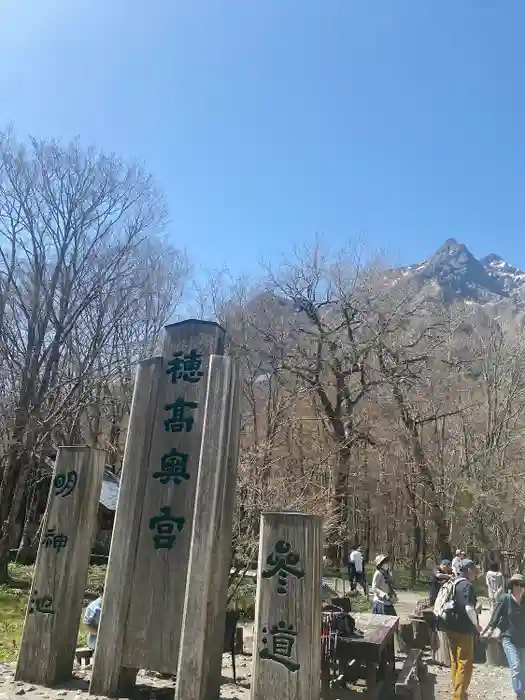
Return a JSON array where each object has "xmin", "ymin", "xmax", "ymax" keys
[
  {"xmin": 250, "ymin": 513, "xmax": 323, "ymax": 700},
  {"xmin": 90, "ymin": 320, "xmax": 226, "ymax": 695}
]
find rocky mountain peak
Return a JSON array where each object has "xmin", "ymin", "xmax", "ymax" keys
[
  {"xmin": 411, "ymin": 238, "xmax": 505, "ymax": 302},
  {"xmin": 482, "ymin": 253, "xmax": 504, "ymax": 266},
  {"xmin": 395, "ymin": 239, "xmax": 525, "ymax": 304}
]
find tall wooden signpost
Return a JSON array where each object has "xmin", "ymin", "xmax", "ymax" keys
[
  {"xmin": 91, "ymin": 319, "xmax": 240, "ymax": 697},
  {"xmin": 250, "ymin": 513, "xmax": 323, "ymax": 700},
  {"xmin": 15, "ymin": 447, "xmax": 105, "ymax": 686},
  {"xmin": 174, "ymin": 354, "xmax": 241, "ymax": 700}
]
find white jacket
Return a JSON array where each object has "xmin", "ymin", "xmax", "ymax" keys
[
  {"xmin": 371, "ymin": 569, "xmax": 394, "ymax": 603},
  {"xmin": 486, "ymin": 571, "xmax": 505, "ymax": 601}
]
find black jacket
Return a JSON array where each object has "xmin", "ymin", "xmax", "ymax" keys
[{"xmin": 489, "ymin": 594, "xmax": 525, "ymax": 648}]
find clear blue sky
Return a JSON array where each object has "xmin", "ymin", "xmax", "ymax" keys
[{"xmin": 1, "ymin": 0, "xmax": 525, "ymax": 275}]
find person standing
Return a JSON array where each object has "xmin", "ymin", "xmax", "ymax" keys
[
  {"xmin": 482, "ymin": 573, "xmax": 525, "ymax": 699},
  {"xmin": 371, "ymin": 554, "xmax": 398, "ymax": 616},
  {"xmin": 430, "ymin": 559, "xmax": 453, "ymax": 605},
  {"xmin": 486, "ymin": 561, "xmax": 505, "ymax": 615},
  {"xmin": 349, "ymin": 545, "xmax": 366, "ymax": 594},
  {"xmin": 347, "ymin": 546, "xmax": 357, "ymax": 591},
  {"xmin": 452, "ymin": 549, "xmax": 465, "ymax": 577},
  {"xmin": 444, "ymin": 559, "xmax": 480, "ymax": 700},
  {"xmin": 84, "ymin": 594, "xmax": 103, "ymax": 650}
]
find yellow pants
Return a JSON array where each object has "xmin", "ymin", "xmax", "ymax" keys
[{"xmin": 447, "ymin": 631, "xmax": 474, "ymax": 700}]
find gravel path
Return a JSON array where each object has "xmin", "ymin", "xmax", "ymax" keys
[
  {"xmin": 0, "ymin": 656, "xmax": 514, "ymax": 700},
  {"xmin": 0, "ymin": 655, "xmax": 516, "ymax": 700},
  {"xmin": 433, "ymin": 662, "xmax": 513, "ymax": 700}
]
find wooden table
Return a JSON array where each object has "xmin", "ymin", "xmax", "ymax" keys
[{"xmin": 321, "ymin": 613, "xmax": 399, "ymax": 699}]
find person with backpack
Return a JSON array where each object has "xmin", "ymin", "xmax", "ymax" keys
[
  {"xmin": 371, "ymin": 554, "xmax": 398, "ymax": 615},
  {"xmin": 482, "ymin": 573, "xmax": 525, "ymax": 699},
  {"xmin": 434, "ymin": 559, "xmax": 480, "ymax": 700},
  {"xmin": 486, "ymin": 561, "xmax": 505, "ymax": 615}
]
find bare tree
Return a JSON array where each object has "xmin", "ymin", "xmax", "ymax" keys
[{"xmin": 0, "ymin": 130, "xmax": 173, "ymax": 580}]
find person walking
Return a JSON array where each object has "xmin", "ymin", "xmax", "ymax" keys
[
  {"xmin": 444, "ymin": 559, "xmax": 480, "ymax": 700},
  {"xmin": 349, "ymin": 545, "xmax": 366, "ymax": 595},
  {"xmin": 482, "ymin": 573, "xmax": 525, "ymax": 699},
  {"xmin": 371, "ymin": 554, "xmax": 398, "ymax": 616},
  {"xmin": 486, "ymin": 561, "xmax": 505, "ymax": 615}
]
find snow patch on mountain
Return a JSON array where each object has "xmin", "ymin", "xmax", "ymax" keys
[{"xmin": 396, "ymin": 239, "xmax": 525, "ymax": 304}]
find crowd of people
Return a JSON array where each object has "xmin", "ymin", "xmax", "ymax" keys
[
  {"xmin": 429, "ymin": 550, "xmax": 525, "ymax": 700},
  {"xmin": 87, "ymin": 548, "xmax": 525, "ymax": 700},
  {"xmin": 346, "ymin": 545, "xmax": 525, "ymax": 700}
]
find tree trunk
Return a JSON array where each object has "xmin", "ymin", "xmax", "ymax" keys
[
  {"xmin": 0, "ymin": 543, "xmax": 10, "ymax": 584},
  {"xmin": 389, "ymin": 381, "xmax": 453, "ymax": 560},
  {"xmin": 410, "ymin": 519, "xmax": 422, "ymax": 589},
  {"xmin": 408, "ymin": 425, "xmax": 452, "ymax": 560},
  {"xmin": 327, "ymin": 446, "xmax": 353, "ymax": 564},
  {"xmin": 404, "ymin": 477, "xmax": 422, "ymax": 588}
]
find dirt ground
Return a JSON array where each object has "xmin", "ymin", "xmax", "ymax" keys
[{"xmin": 0, "ymin": 655, "xmax": 515, "ymax": 700}]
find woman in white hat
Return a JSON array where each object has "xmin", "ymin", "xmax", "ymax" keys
[{"xmin": 371, "ymin": 554, "xmax": 398, "ymax": 615}]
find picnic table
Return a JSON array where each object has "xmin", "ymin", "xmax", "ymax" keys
[{"xmin": 321, "ymin": 612, "xmax": 399, "ymax": 699}]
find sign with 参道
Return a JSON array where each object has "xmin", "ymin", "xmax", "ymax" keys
[{"xmin": 251, "ymin": 513, "xmax": 323, "ymax": 700}]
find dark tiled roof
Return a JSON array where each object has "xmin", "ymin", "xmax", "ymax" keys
[
  {"xmin": 100, "ymin": 470, "xmax": 120, "ymax": 512},
  {"xmin": 47, "ymin": 456, "xmax": 120, "ymax": 512}
]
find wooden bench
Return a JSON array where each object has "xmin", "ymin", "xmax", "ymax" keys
[
  {"xmin": 75, "ymin": 647, "xmax": 94, "ymax": 668},
  {"xmin": 395, "ymin": 649, "xmax": 424, "ymax": 700}
]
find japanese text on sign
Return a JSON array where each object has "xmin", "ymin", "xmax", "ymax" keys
[
  {"xmin": 262, "ymin": 540, "xmax": 305, "ymax": 594},
  {"xmin": 166, "ymin": 349, "xmax": 204, "ymax": 384},
  {"xmin": 259, "ymin": 621, "xmax": 300, "ymax": 672},
  {"xmin": 43, "ymin": 528, "xmax": 68, "ymax": 553},
  {"xmin": 153, "ymin": 448, "xmax": 190, "ymax": 485},
  {"xmin": 53, "ymin": 471, "xmax": 77, "ymax": 498},
  {"xmin": 149, "ymin": 506, "xmax": 185, "ymax": 550},
  {"xmin": 151, "ymin": 348, "xmax": 204, "ymax": 550},
  {"xmin": 29, "ymin": 591, "xmax": 55, "ymax": 615},
  {"xmin": 164, "ymin": 398, "xmax": 198, "ymax": 433}
]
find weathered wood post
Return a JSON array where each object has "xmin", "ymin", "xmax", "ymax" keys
[
  {"xmin": 91, "ymin": 320, "xmax": 225, "ymax": 697},
  {"xmin": 175, "ymin": 355, "xmax": 241, "ymax": 700},
  {"xmin": 90, "ymin": 357, "xmax": 163, "ymax": 696},
  {"xmin": 251, "ymin": 513, "xmax": 323, "ymax": 700},
  {"xmin": 15, "ymin": 446, "xmax": 105, "ymax": 686}
]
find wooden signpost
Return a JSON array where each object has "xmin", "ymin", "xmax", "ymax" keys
[
  {"xmin": 91, "ymin": 320, "xmax": 227, "ymax": 696},
  {"xmin": 174, "ymin": 354, "xmax": 241, "ymax": 700},
  {"xmin": 15, "ymin": 446, "xmax": 105, "ymax": 686},
  {"xmin": 89, "ymin": 357, "xmax": 163, "ymax": 696},
  {"xmin": 251, "ymin": 513, "xmax": 323, "ymax": 700}
]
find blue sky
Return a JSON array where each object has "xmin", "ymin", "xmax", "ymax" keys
[{"xmin": 1, "ymin": 0, "xmax": 525, "ymax": 275}]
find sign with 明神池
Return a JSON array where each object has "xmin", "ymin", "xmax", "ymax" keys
[{"xmin": 16, "ymin": 447, "xmax": 105, "ymax": 687}]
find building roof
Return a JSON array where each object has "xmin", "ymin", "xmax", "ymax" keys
[
  {"xmin": 100, "ymin": 470, "xmax": 120, "ymax": 512},
  {"xmin": 45, "ymin": 455, "xmax": 120, "ymax": 512}
]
